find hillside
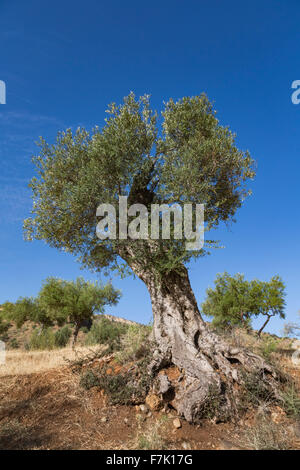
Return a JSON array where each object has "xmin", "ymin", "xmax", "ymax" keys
[
  {"xmin": 0, "ymin": 319, "xmax": 300, "ymax": 450},
  {"xmin": 0, "ymin": 314, "xmax": 138, "ymax": 351}
]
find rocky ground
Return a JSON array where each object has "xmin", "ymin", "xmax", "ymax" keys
[
  {"xmin": 0, "ymin": 350, "xmax": 299, "ymax": 450},
  {"xmin": 1, "ymin": 320, "xmax": 300, "ymax": 450}
]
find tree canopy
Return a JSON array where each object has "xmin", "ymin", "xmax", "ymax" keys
[
  {"xmin": 201, "ymin": 272, "xmax": 255, "ymax": 329},
  {"xmin": 1, "ymin": 297, "xmax": 50, "ymax": 329},
  {"xmin": 38, "ymin": 277, "xmax": 121, "ymax": 343},
  {"xmin": 202, "ymin": 272, "xmax": 286, "ymax": 334},
  {"xmin": 24, "ymin": 93, "xmax": 255, "ymax": 279}
]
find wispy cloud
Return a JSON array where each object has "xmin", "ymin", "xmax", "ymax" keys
[
  {"xmin": 0, "ymin": 111, "xmax": 64, "ymax": 127},
  {"xmin": 0, "ymin": 178, "xmax": 31, "ymax": 224},
  {"xmin": 0, "ymin": 110, "xmax": 65, "ymax": 199},
  {"xmin": 0, "ymin": 110, "xmax": 65, "ymax": 166}
]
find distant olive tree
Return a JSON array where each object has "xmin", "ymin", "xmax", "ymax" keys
[
  {"xmin": 202, "ymin": 272, "xmax": 286, "ymax": 336},
  {"xmin": 38, "ymin": 277, "xmax": 121, "ymax": 346},
  {"xmin": 201, "ymin": 272, "xmax": 255, "ymax": 329},
  {"xmin": 2, "ymin": 278, "xmax": 121, "ymax": 346}
]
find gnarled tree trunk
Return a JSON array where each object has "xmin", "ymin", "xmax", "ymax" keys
[
  {"xmin": 72, "ymin": 322, "xmax": 81, "ymax": 349},
  {"xmin": 118, "ymin": 244, "xmax": 281, "ymax": 423},
  {"xmin": 142, "ymin": 267, "xmax": 280, "ymax": 422},
  {"xmin": 257, "ymin": 314, "xmax": 273, "ymax": 337}
]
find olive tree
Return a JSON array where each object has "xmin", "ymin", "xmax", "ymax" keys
[
  {"xmin": 0, "ymin": 305, "xmax": 11, "ymax": 335},
  {"xmin": 202, "ymin": 272, "xmax": 255, "ymax": 329},
  {"xmin": 202, "ymin": 272, "xmax": 286, "ymax": 335},
  {"xmin": 24, "ymin": 93, "xmax": 279, "ymax": 422},
  {"xmin": 2, "ymin": 279, "xmax": 120, "ymax": 347},
  {"xmin": 251, "ymin": 276, "xmax": 286, "ymax": 337},
  {"xmin": 38, "ymin": 277, "xmax": 121, "ymax": 346}
]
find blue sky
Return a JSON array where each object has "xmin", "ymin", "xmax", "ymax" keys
[{"xmin": 0, "ymin": 0, "xmax": 299, "ymax": 334}]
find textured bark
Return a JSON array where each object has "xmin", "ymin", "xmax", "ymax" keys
[
  {"xmin": 118, "ymin": 244, "xmax": 280, "ymax": 423},
  {"xmin": 72, "ymin": 323, "xmax": 80, "ymax": 349},
  {"xmin": 257, "ymin": 314, "xmax": 272, "ymax": 337},
  {"xmin": 143, "ymin": 267, "xmax": 280, "ymax": 423}
]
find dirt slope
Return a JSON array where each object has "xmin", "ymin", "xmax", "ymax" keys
[
  {"xmin": 0, "ymin": 353, "xmax": 300, "ymax": 450},
  {"xmin": 0, "ymin": 366, "xmax": 244, "ymax": 450}
]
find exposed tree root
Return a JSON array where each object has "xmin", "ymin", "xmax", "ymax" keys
[{"xmin": 144, "ymin": 268, "xmax": 285, "ymax": 423}]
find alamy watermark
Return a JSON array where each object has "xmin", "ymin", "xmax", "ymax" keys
[
  {"xmin": 0, "ymin": 80, "xmax": 6, "ymax": 104},
  {"xmin": 96, "ymin": 196, "xmax": 204, "ymax": 251},
  {"xmin": 291, "ymin": 80, "xmax": 300, "ymax": 105}
]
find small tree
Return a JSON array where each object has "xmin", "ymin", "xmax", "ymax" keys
[
  {"xmin": 2, "ymin": 278, "xmax": 121, "ymax": 347},
  {"xmin": 201, "ymin": 272, "xmax": 255, "ymax": 329},
  {"xmin": 38, "ymin": 277, "xmax": 121, "ymax": 346},
  {"xmin": 252, "ymin": 276, "xmax": 286, "ymax": 337},
  {"xmin": 202, "ymin": 273, "xmax": 286, "ymax": 336}
]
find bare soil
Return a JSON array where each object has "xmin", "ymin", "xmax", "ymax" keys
[
  {"xmin": 1, "ymin": 324, "xmax": 300, "ymax": 450},
  {"xmin": 0, "ymin": 359, "xmax": 299, "ymax": 450},
  {"xmin": 0, "ymin": 366, "xmax": 237, "ymax": 450}
]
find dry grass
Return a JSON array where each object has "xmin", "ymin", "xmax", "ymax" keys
[
  {"xmin": 0, "ymin": 346, "xmax": 101, "ymax": 377},
  {"xmin": 243, "ymin": 416, "xmax": 291, "ymax": 450},
  {"xmin": 133, "ymin": 415, "xmax": 169, "ymax": 450}
]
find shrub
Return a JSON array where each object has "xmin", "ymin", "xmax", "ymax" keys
[
  {"xmin": 98, "ymin": 371, "xmax": 136, "ymax": 404},
  {"xmin": 0, "ymin": 332, "xmax": 9, "ymax": 343},
  {"xmin": 259, "ymin": 337, "xmax": 279, "ymax": 360},
  {"xmin": 281, "ymin": 384, "xmax": 300, "ymax": 418},
  {"xmin": 241, "ymin": 369, "xmax": 276, "ymax": 408},
  {"xmin": 116, "ymin": 324, "xmax": 152, "ymax": 364},
  {"xmin": 0, "ymin": 420, "xmax": 32, "ymax": 450},
  {"xmin": 100, "ymin": 362, "xmax": 151, "ymax": 405},
  {"xmin": 9, "ymin": 338, "xmax": 19, "ymax": 349},
  {"xmin": 54, "ymin": 325, "xmax": 72, "ymax": 348},
  {"xmin": 0, "ymin": 322, "xmax": 9, "ymax": 334},
  {"xmin": 79, "ymin": 356, "xmax": 152, "ymax": 405},
  {"xmin": 198, "ymin": 383, "xmax": 229, "ymax": 420},
  {"xmin": 80, "ymin": 326, "xmax": 89, "ymax": 334},
  {"xmin": 85, "ymin": 317, "xmax": 128, "ymax": 348},
  {"xmin": 28, "ymin": 328, "xmax": 55, "ymax": 350},
  {"xmin": 80, "ymin": 369, "xmax": 100, "ymax": 390},
  {"xmin": 0, "ymin": 319, "xmax": 10, "ymax": 337}
]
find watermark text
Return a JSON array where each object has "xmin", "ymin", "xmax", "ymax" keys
[
  {"xmin": 0, "ymin": 80, "xmax": 6, "ymax": 104},
  {"xmin": 96, "ymin": 196, "xmax": 204, "ymax": 251},
  {"xmin": 291, "ymin": 80, "xmax": 300, "ymax": 105}
]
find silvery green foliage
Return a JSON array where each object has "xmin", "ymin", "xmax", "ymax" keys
[
  {"xmin": 24, "ymin": 93, "xmax": 255, "ymax": 278},
  {"xmin": 202, "ymin": 272, "xmax": 286, "ymax": 333}
]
